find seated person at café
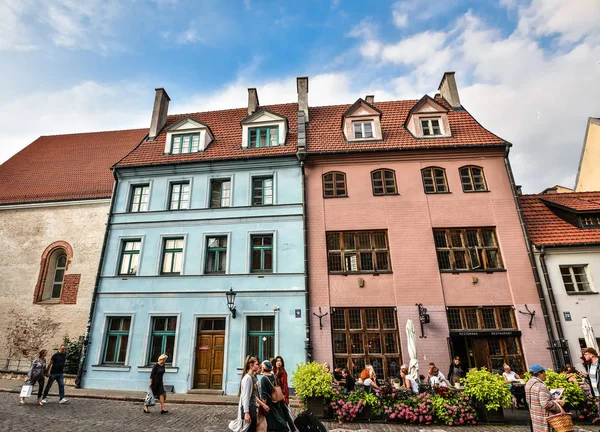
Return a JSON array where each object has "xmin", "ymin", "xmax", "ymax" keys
[
  {"xmin": 502, "ymin": 364, "xmax": 526, "ymax": 408},
  {"xmin": 362, "ymin": 365, "xmax": 380, "ymax": 393},
  {"xmin": 333, "ymin": 367, "xmax": 343, "ymax": 384},
  {"xmin": 425, "ymin": 362, "xmax": 436, "ymax": 382},
  {"xmin": 429, "ymin": 366, "xmax": 450, "ymax": 389},
  {"xmin": 400, "ymin": 365, "xmax": 419, "ymax": 394},
  {"xmin": 342, "ymin": 368, "xmax": 355, "ymax": 392}
]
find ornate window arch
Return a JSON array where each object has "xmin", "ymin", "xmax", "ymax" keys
[{"xmin": 34, "ymin": 241, "xmax": 73, "ymax": 303}]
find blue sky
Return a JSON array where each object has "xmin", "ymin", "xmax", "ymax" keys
[{"xmin": 1, "ymin": 0, "xmax": 599, "ymax": 193}]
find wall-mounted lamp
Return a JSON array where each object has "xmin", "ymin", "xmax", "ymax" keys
[{"xmin": 226, "ymin": 288, "xmax": 237, "ymax": 319}]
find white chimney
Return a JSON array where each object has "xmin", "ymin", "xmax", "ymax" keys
[
  {"xmin": 438, "ymin": 72, "xmax": 461, "ymax": 109},
  {"xmin": 149, "ymin": 88, "xmax": 170, "ymax": 141},
  {"xmin": 248, "ymin": 88, "xmax": 259, "ymax": 115},
  {"xmin": 365, "ymin": 95, "xmax": 374, "ymax": 105},
  {"xmin": 297, "ymin": 77, "xmax": 309, "ymax": 123}
]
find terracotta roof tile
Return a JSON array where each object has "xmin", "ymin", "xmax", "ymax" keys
[
  {"xmin": 539, "ymin": 194, "xmax": 600, "ymax": 211},
  {"xmin": 116, "ymin": 97, "xmax": 505, "ymax": 167},
  {"xmin": 520, "ymin": 192, "xmax": 600, "ymax": 246},
  {"xmin": 0, "ymin": 129, "xmax": 147, "ymax": 205}
]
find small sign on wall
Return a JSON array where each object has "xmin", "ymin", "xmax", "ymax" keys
[
  {"xmin": 563, "ymin": 312, "xmax": 572, "ymax": 321},
  {"xmin": 295, "ymin": 309, "xmax": 301, "ymax": 318}
]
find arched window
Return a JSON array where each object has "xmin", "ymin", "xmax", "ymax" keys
[
  {"xmin": 459, "ymin": 166, "xmax": 488, "ymax": 192},
  {"xmin": 371, "ymin": 169, "xmax": 397, "ymax": 195},
  {"xmin": 322, "ymin": 171, "xmax": 347, "ymax": 198},
  {"xmin": 34, "ymin": 241, "xmax": 73, "ymax": 303},
  {"xmin": 421, "ymin": 167, "xmax": 449, "ymax": 193}
]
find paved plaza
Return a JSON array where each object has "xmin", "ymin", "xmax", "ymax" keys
[{"xmin": 1, "ymin": 393, "xmax": 598, "ymax": 432}]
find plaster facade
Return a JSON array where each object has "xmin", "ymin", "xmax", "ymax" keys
[
  {"xmin": 575, "ymin": 118, "xmax": 600, "ymax": 192},
  {"xmin": 306, "ymin": 149, "xmax": 551, "ymax": 378},
  {"xmin": 0, "ymin": 201, "xmax": 109, "ymax": 360}
]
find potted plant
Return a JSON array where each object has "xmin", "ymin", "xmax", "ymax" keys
[
  {"xmin": 462, "ymin": 368, "xmax": 511, "ymax": 423},
  {"xmin": 291, "ymin": 362, "xmax": 334, "ymax": 418},
  {"xmin": 393, "ymin": 377, "xmax": 401, "ymax": 390}
]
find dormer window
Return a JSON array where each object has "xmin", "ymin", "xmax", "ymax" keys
[
  {"xmin": 580, "ymin": 215, "xmax": 600, "ymax": 228},
  {"xmin": 249, "ymin": 126, "xmax": 278, "ymax": 148},
  {"xmin": 171, "ymin": 133, "xmax": 200, "ymax": 154},
  {"xmin": 421, "ymin": 118, "xmax": 442, "ymax": 136},
  {"xmin": 353, "ymin": 122, "xmax": 373, "ymax": 139}
]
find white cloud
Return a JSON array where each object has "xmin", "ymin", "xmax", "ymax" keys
[
  {"xmin": 391, "ymin": 0, "xmax": 453, "ymax": 28},
  {"xmin": 0, "ymin": 0, "xmax": 38, "ymax": 51},
  {"xmin": 380, "ymin": 31, "xmax": 448, "ymax": 65},
  {"xmin": 392, "ymin": 11, "xmax": 408, "ymax": 29}
]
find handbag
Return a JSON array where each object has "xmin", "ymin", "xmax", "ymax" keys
[
  {"xmin": 20, "ymin": 383, "xmax": 33, "ymax": 398},
  {"xmin": 270, "ymin": 375, "xmax": 284, "ymax": 403},
  {"xmin": 144, "ymin": 387, "xmax": 156, "ymax": 407},
  {"xmin": 257, "ymin": 407, "xmax": 268, "ymax": 432}
]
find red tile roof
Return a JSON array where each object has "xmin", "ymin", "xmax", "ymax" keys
[
  {"xmin": 0, "ymin": 129, "xmax": 147, "ymax": 205},
  {"xmin": 116, "ymin": 96, "xmax": 505, "ymax": 167},
  {"xmin": 520, "ymin": 192, "xmax": 600, "ymax": 246}
]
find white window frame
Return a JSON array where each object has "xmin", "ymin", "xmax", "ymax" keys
[
  {"xmin": 352, "ymin": 121, "xmax": 374, "ymax": 139},
  {"xmin": 560, "ymin": 265, "xmax": 594, "ymax": 293},
  {"xmin": 128, "ymin": 182, "xmax": 152, "ymax": 213},
  {"xmin": 165, "ymin": 177, "xmax": 193, "ymax": 211},
  {"xmin": 93, "ymin": 312, "xmax": 136, "ymax": 369},
  {"xmin": 249, "ymin": 171, "xmax": 277, "ymax": 206},
  {"xmin": 140, "ymin": 312, "xmax": 182, "ymax": 368},
  {"xmin": 200, "ymin": 231, "xmax": 232, "ymax": 275},
  {"xmin": 420, "ymin": 117, "xmax": 444, "ymax": 137}
]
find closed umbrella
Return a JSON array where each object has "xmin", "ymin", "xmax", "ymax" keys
[
  {"xmin": 406, "ymin": 319, "xmax": 419, "ymax": 382},
  {"xmin": 582, "ymin": 317, "xmax": 599, "ymax": 353}
]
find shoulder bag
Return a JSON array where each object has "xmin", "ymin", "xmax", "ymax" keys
[{"xmin": 269, "ymin": 375, "xmax": 284, "ymax": 403}]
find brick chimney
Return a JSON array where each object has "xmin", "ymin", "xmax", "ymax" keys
[
  {"xmin": 149, "ymin": 88, "xmax": 170, "ymax": 141},
  {"xmin": 438, "ymin": 72, "xmax": 461, "ymax": 109},
  {"xmin": 248, "ymin": 88, "xmax": 259, "ymax": 115},
  {"xmin": 365, "ymin": 95, "xmax": 374, "ymax": 105},
  {"xmin": 297, "ymin": 77, "xmax": 309, "ymax": 123}
]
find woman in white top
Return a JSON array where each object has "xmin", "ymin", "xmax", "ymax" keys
[
  {"xmin": 363, "ymin": 365, "xmax": 379, "ymax": 393},
  {"xmin": 502, "ymin": 364, "xmax": 520, "ymax": 382},
  {"xmin": 400, "ymin": 365, "xmax": 419, "ymax": 394},
  {"xmin": 429, "ymin": 366, "xmax": 450, "ymax": 389}
]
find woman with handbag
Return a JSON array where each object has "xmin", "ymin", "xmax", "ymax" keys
[
  {"xmin": 144, "ymin": 354, "xmax": 168, "ymax": 414},
  {"xmin": 20, "ymin": 349, "xmax": 47, "ymax": 405},
  {"xmin": 525, "ymin": 364, "xmax": 565, "ymax": 432},
  {"xmin": 273, "ymin": 356, "xmax": 290, "ymax": 405},
  {"xmin": 259, "ymin": 360, "xmax": 294, "ymax": 432}
]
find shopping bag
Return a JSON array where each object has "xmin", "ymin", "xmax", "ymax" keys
[
  {"xmin": 144, "ymin": 387, "xmax": 156, "ymax": 406},
  {"xmin": 20, "ymin": 384, "xmax": 33, "ymax": 398}
]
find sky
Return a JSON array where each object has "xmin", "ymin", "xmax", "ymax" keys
[{"xmin": 0, "ymin": 0, "xmax": 599, "ymax": 193}]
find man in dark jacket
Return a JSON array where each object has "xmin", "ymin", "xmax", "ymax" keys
[{"xmin": 41, "ymin": 344, "xmax": 68, "ymax": 404}]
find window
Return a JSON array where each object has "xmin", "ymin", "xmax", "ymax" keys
[
  {"xmin": 322, "ymin": 171, "xmax": 347, "ymax": 198},
  {"xmin": 421, "ymin": 118, "xmax": 442, "ymax": 136},
  {"xmin": 251, "ymin": 235, "xmax": 273, "ymax": 273},
  {"xmin": 331, "ymin": 308, "xmax": 400, "ymax": 380},
  {"xmin": 560, "ymin": 265, "xmax": 592, "ymax": 293},
  {"xmin": 148, "ymin": 317, "xmax": 177, "ymax": 365},
  {"xmin": 130, "ymin": 184, "xmax": 149, "ymax": 212},
  {"xmin": 422, "ymin": 167, "xmax": 449, "ymax": 193},
  {"xmin": 119, "ymin": 240, "xmax": 141, "ymax": 275},
  {"xmin": 161, "ymin": 238, "xmax": 184, "ymax": 274},
  {"xmin": 247, "ymin": 316, "xmax": 274, "ymax": 360},
  {"xmin": 171, "ymin": 133, "xmax": 200, "ymax": 154},
  {"xmin": 459, "ymin": 166, "xmax": 488, "ymax": 192},
  {"xmin": 353, "ymin": 122, "xmax": 373, "ymax": 139},
  {"xmin": 446, "ymin": 307, "xmax": 517, "ymax": 330},
  {"xmin": 46, "ymin": 250, "xmax": 67, "ymax": 300},
  {"xmin": 326, "ymin": 231, "xmax": 391, "ymax": 273},
  {"xmin": 252, "ymin": 177, "xmax": 273, "ymax": 206},
  {"xmin": 371, "ymin": 169, "xmax": 397, "ymax": 195},
  {"xmin": 579, "ymin": 338, "xmax": 600, "ymax": 350},
  {"xmin": 103, "ymin": 317, "xmax": 131, "ymax": 365},
  {"xmin": 210, "ymin": 179, "xmax": 231, "ymax": 208},
  {"xmin": 169, "ymin": 182, "xmax": 190, "ymax": 210},
  {"xmin": 433, "ymin": 228, "xmax": 503, "ymax": 271},
  {"xmin": 249, "ymin": 126, "xmax": 278, "ymax": 148},
  {"xmin": 580, "ymin": 215, "xmax": 600, "ymax": 228},
  {"xmin": 205, "ymin": 236, "xmax": 227, "ymax": 274}
]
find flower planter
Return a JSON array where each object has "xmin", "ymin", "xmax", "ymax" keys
[
  {"xmin": 393, "ymin": 382, "xmax": 402, "ymax": 390},
  {"xmin": 306, "ymin": 396, "xmax": 326, "ymax": 418},
  {"xmin": 476, "ymin": 401, "xmax": 505, "ymax": 423},
  {"xmin": 356, "ymin": 404, "xmax": 372, "ymax": 420}
]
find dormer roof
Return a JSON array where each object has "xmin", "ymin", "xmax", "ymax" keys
[
  {"xmin": 405, "ymin": 94, "xmax": 448, "ymax": 124},
  {"xmin": 241, "ymin": 108, "xmax": 288, "ymax": 125},
  {"xmin": 342, "ymin": 98, "xmax": 382, "ymax": 118},
  {"xmin": 166, "ymin": 117, "xmax": 214, "ymax": 135}
]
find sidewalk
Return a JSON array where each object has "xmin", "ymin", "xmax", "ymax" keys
[{"xmin": 0, "ymin": 378, "xmax": 240, "ymax": 405}]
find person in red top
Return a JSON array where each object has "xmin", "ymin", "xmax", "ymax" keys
[{"xmin": 273, "ymin": 356, "xmax": 290, "ymax": 405}]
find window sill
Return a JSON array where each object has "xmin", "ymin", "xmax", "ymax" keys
[
  {"xmin": 328, "ymin": 271, "xmax": 393, "ymax": 276},
  {"xmin": 462, "ymin": 190, "xmax": 490, "ymax": 193},
  {"xmin": 424, "ymin": 191, "xmax": 452, "ymax": 195},
  {"xmin": 137, "ymin": 366, "xmax": 179, "ymax": 373},
  {"xmin": 323, "ymin": 195, "xmax": 349, "ymax": 199},
  {"xmin": 373, "ymin": 193, "xmax": 400, "ymax": 197},
  {"xmin": 440, "ymin": 269, "xmax": 506, "ymax": 274},
  {"xmin": 36, "ymin": 299, "xmax": 61, "ymax": 305},
  {"xmin": 566, "ymin": 291, "xmax": 599, "ymax": 296},
  {"xmin": 91, "ymin": 365, "xmax": 131, "ymax": 372}
]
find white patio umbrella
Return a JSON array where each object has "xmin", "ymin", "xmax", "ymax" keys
[
  {"xmin": 582, "ymin": 317, "xmax": 599, "ymax": 353},
  {"xmin": 406, "ymin": 319, "xmax": 419, "ymax": 382}
]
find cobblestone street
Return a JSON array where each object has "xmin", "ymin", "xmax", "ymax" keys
[{"xmin": 1, "ymin": 393, "xmax": 597, "ymax": 432}]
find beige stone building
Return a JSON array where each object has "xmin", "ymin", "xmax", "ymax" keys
[
  {"xmin": 575, "ymin": 117, "xmax": 600, "ymax": 192},
  {"xmin": 0, "ymin": 129, "xmax": 146, "ymax": 364}
]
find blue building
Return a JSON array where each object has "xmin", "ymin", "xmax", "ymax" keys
[{"xmin": 82, "ymin": 82, "xmax": 310, "ymax": 395}]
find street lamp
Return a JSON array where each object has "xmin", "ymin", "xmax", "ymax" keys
[{"xmin": 226, "ymin": 288, "xmax": 237, "ymax": 319}]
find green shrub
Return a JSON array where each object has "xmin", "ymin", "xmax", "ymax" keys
[
  {"xmin": 291, "ymin": 362, "xmax": 333, "ymax": 403},
  {"xmin": 62, "ymin": 335, "xmax": 83, "ymax": 375},
  {"xmin": 463, "ymin": 368, "xmax": 512, "ymax": 411}
]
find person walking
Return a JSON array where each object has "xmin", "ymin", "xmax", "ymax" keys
[
  {"xmin": 20, "ymin": 349, "xmax": 47, "ymax": 405},
  {"xmin": 259, "ymin": 360, "xmax": 294, "ymax": 432},
  {"xmin": 230, "ymin": 356, "xmax": 260, "ymax": 432},
  {"xmin": 144, "ymin": 354, "xmax": 168, "ymax": 414},
  {"xmin": 41, "ymin": 344, "xmax": 68, "ymax": 404},
  {"xmin": 448, "ymin": 356, "xmax": 464, "ymax": 386},
  {"xmin": 525, "ymin": 364, "xmax": 564, "ymax": 432},
  {"xmin": 273, "ymin": 356, "xmax": 290, "ymax": 405}
]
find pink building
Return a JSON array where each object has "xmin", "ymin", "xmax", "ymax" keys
[{"xmin": 301, "ymin": 72, "xmax": 552, "ymax": 380}]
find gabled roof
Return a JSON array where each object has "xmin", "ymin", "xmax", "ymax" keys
[
  {"xmin": 240, "ymin": 108, "xmax": 287, "ymax": 124},
  {"xmin": 408, "ymin": 94, "xmax": 448, "ymax": 115},
  {"xmin": 520, "ymin": 192, "xmax": 600, "ymax": 246},
  {"xmin": 342, "ymin": 98, "xmax": 382, "ymax": 118},
  {"xmin": 0, "ymin": 129, "xmax": 147, "ymax": 205},
  {"xmin": 166, "ymin": 117, "xmax": 213, "ymax": 132}
]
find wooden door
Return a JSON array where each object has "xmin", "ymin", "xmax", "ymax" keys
[
  {"xmin": 472, "ymin": 338, "xmax": 490, "ymax": 370},
  {"xmin": 194, "ymin": 332, "xmax": 225, "ymax": 389}
]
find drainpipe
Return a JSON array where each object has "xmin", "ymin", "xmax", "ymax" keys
[
  {"xmin": 502, "ymin": 144, "xmax": 558, "ymax": 368},
  {"xmin": 538, "ymin": 247, "xmax": 566, "ymax": 342},
  {"xmin": 75, "ymin": 170, "xmax": 119, "ymax": 387},
  {"xmin": 299, "ymin": 159, "xmax": 312, "ymax": 362}
]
